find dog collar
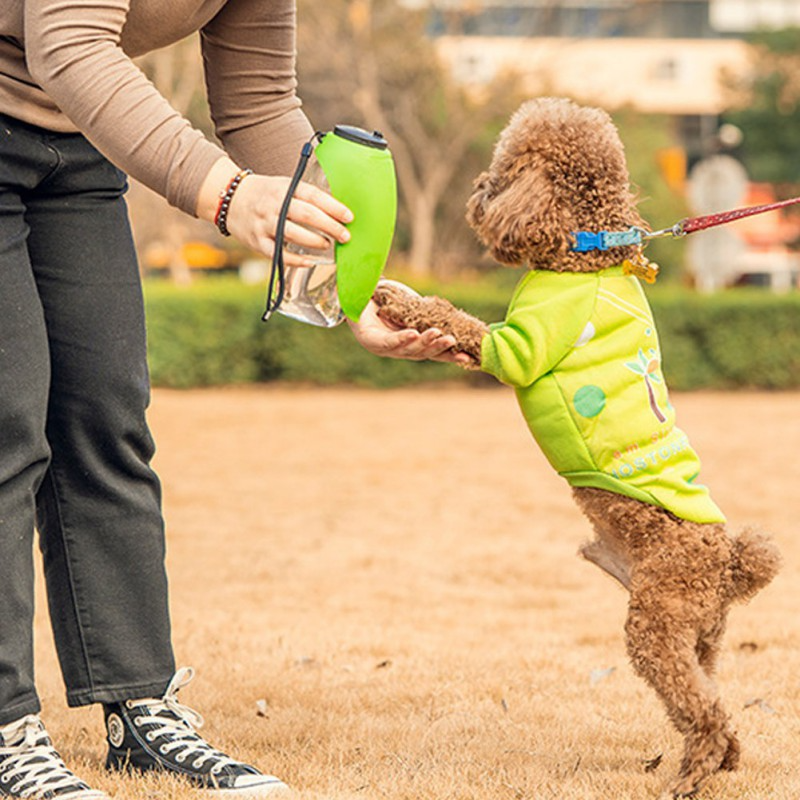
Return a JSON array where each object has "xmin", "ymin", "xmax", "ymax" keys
[
  {"xmin": 570, "ymin": 227, "xmax": 660, "ymax": 283},
  {"xmin": 570, "ymin": 227, "xmax": 644, "ymax": 252}
]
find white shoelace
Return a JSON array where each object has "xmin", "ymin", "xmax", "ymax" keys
[
  {"xmin": 127, "ymin": 667, "xmax": 244, "ymax": 776},
  {"xmin": 0, "ymin": 715, "xmax": 106, "ymax": 799}
]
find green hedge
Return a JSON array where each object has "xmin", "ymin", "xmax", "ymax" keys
[
  {"xmin": 647, "ymin": 289, "xmax": 800, "ymax": 390},
  {"xmin": 143, "ymin": 277, "xmax": 800, "ymax": 390}
]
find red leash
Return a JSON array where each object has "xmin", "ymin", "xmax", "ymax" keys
[{"xmin": 652, "ymin": 195, "xmax": 800, "ymax": 237}]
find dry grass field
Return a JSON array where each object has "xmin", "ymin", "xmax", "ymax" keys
[{"xmin": 32, "ymin": 386, "xmax": 799, "ymax": 800}]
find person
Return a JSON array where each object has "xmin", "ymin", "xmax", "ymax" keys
[{"xmin": 0, "ymin": 2, "xmax": 465, "ymax": 798}]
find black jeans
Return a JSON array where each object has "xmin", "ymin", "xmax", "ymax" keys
[{"xmin": 0, "ymin": 113, "xmax": 175, "ymax": 724}]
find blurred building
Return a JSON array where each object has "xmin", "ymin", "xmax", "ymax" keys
[{"xmin": 403, "ymin": 0, "xmax": 798, "ymax": 152}]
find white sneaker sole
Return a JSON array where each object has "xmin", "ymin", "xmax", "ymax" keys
[{"xmin": 205, "ymin": 778, "xmax": 292, "ymax": 798}]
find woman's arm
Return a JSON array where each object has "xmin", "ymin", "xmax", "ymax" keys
[
  {"xmin": 198, "ymin": 0, "xmax": 358, "ymax": 261},
  {"xmin": 200, "ymin": 0, "xmax": 313, "ymax": 178}
]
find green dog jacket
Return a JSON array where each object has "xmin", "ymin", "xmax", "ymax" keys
[{"xmin": 480, "ymin": 266, "xmax": 725, "ymax": 524}]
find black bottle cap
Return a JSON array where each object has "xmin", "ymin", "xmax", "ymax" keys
[{"xmin": 332, "ymin": 125, "xmax": 388, "ymax": 150}]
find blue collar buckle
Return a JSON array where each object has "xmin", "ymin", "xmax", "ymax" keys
[{"xmin": 571, "ymin": 227, "xmax": 644, "ymax": 252}]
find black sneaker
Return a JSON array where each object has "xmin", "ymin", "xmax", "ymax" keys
[
  {"xmin": 104, "ymin": 668, "xmax": 289, "ymax": 797},
  {"xmin": 0, "ymin": 714, "xmax": 107, "ymax": 799}
]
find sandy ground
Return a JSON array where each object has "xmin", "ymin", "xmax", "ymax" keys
[{"xmin": 32, "ymin": 386, "xmax": 800, "ymax": 799}]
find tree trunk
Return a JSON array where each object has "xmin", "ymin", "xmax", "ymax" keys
[
  {"xmin": 407, "ymin": 193, "xmax": 437, "ymax": 275},
  {"xmin": 167, "ymin": 222, "xmax": 193, "ymax": 285}
]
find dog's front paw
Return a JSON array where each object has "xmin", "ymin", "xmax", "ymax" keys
[
  {"xmin": 372, "ymin": 281, "xmax": 423, "ymax": 330},
  {"xmin": 372, "ymin": 281, "xmax": 487, "ymax": 368}
]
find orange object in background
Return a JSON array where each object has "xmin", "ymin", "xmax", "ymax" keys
[
  {"xmin": 181, "ymin": 240, "xmax": 229, "ymax": 269},
  {"xmin": 657, "ymin": 146, "xmax": 687, "ymax": 193},
  {"xmin": 142, "ymin": 240, "xmax": 232, "ymax": 273}
]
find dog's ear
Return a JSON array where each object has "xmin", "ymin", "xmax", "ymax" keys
[
  {"xmin": 467, "ymin": 165, "xmax": 567, "ymax": 267},
  {"xmin": 465, "ymin": 171, "xmax": 496, "ymax": 230}
]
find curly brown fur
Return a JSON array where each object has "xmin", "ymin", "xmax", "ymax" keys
[{"xmin": 372, "ymin": 97, "xmax": 781, "ymax": 798}]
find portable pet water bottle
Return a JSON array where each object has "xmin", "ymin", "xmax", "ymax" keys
[{"xmin": 263, "ymin": 125, "xmax": 398, "ymax": 327}]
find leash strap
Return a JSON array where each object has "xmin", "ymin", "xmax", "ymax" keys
[{"xmin": 678, "ymin": 195, "xmax": 800, "ymax": 234}]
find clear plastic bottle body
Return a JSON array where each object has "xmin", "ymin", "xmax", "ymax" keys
[{"xmin": 278, "ymin": 156, "xmax": 344, "ymax": 327}]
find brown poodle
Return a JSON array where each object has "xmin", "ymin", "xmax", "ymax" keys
[{"xmin": 372, "ymin": 97, "xmax": 780, "ymax": 798}]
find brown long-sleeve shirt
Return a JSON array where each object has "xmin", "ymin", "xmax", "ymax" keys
[{"xmin": 1, "ymin": 0, "xmax": 313, "ymax": 213}]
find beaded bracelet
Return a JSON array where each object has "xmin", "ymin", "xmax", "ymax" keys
[{"xmin": 214, "ymin": 168, "xmax": 253, "ymax": 237}]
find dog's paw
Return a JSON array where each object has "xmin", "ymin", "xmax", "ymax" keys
[
  {"xmin": 718, "ymin": 733, "xmax": 740, "ymax": 772},
  {"xmin": 669, "ymin": 731, "xmax": 736, "ymax": 798},
  {"xmin": 372, "ymin": 281, "xmax": 423, "ymax": 330},
  {"xmin": 373, "ymin": 279, "xmax": 421, "ymax": 305}
]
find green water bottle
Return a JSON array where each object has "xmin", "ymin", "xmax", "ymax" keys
[{"xmin": 265, "ymin": 125, "xmax": 398, "ymax": 327}]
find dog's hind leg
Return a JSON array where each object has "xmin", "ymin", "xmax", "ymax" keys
[
  {"xmin": 696, "ymin": 617, "xmax": 740, "ymax": 772},
  {"xmin": 624, "ymin": 602, "xmax": 732, "ymax": 798}
]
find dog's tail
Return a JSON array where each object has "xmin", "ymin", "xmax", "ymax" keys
[{"xmin": 726, "ymin": 526, "xmax": 781, "ymax": 603}]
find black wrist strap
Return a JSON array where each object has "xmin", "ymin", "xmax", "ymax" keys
[{"xmin": 262, "ymin": 133, "xmax": 324, "ymax": 321}]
